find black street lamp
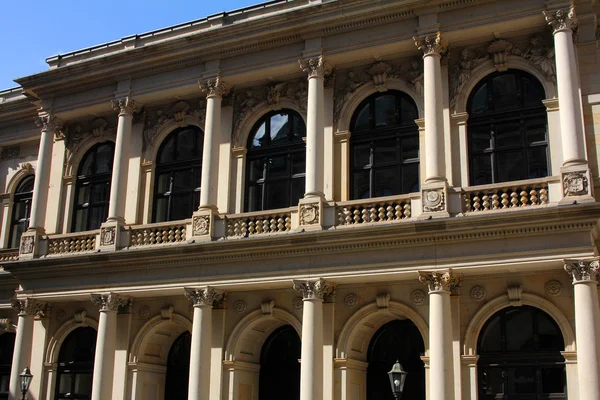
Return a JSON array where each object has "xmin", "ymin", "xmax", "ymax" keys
[
  {"xmin": 387, "ymin": 360, "xmax": 407, "ymax": 400},
  {"xmin": 19, "ymin": 366, "xmax": 33, "ymax": 400}
]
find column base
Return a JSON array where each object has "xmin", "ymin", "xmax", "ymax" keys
[
  {"xmin": 419, "ymin": 182, "xmax": 450, "ymax": 219},
  {"xmin": 191, "ymin": 208, "xmax": 215, "ymax": 241},
  {"xmin": 99, "ymin": 221, "xmax": 127, "ymax": 251},
  {"xmin": 560, "ymin": 165, "xmax": 595, "ymax": 205}
]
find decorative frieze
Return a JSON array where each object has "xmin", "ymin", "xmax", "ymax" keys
[
  {"xmin": 545, "ymin": 280, "xmax": 562, "ymax": 296},
  {"xmin": 0, "ymin": 145, "xmax": 20, "ymax": 161},
  {"xmin": 543, "ymin": 6, "xmax": 577, "ymax": 34},
  {"xmin": 111, "ymin": 97, "xmax": 139, "ymax": 116},
  {"xmin": 418, "ymin": 269, "xmax": 461, "ymax": 293},
  {"xmin": 299, "ymin": 55, "xmax": 332, "ymax": 79},
  {"xmin": 414, "ymin": 32, "xmax": 448, "ymax": 56},
  {"xmin": 184, "ymin": 286, "xmax": 225, "ymax": 307},
  {"xmin": 90, "ymin": 293, "xmax": 129, "ymax": 312},
  {"xmin": 199, "ymin": 76, "xmax": 231, "ymax": 99},
  {"xmin": 10, "ymin": 298, "xmax": 47, "ymax": 317},
  {"xmin": 293, "ymin": 278, "xmax": 335, "ymax": 300},
  {"xmin": 564, "ymin": 259, "xmax": 599, "ymax": 283}
]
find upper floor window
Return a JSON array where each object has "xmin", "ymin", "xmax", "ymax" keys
[
  {"xmin": 245, "ymin": 110, "xmax": 306, "ymax": 212},
  {"xmin": 72, "ymin": 143, "xmax": 114, "ymax": 232},
  {"xmin": 468, "ymin": 70, "xmax": 548, "ymax": 186},
  {"xmin": 9, "ymin": 175, "xmax": 34, "ymax": 249},
  {"xmin": 350, "ymin": 91, "xmax": 419, "ymax": 199},
  {"xmin": 153, "ymin": 126, "xmax": 204, "ymax": 222}
]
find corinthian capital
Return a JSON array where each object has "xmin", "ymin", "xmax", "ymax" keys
[
  {"xmin": 299, "ymin": 56, "xmax": 332, "ymax": 79},
  {"xmin": 10, "ymin": 298, "xmax": 47, "ymax": 317},
  {"xmin": 199, "ymin": 77, "xmax": 231, "ymax": 99},
  {"xmin": 414, "ymin": 32, "xmax": 448, "ymax": 57},
  {"xmin": 543, "ymin": 6, "xmax": 578, "ymax": 34},
  {"xmin": 418, "ymin": 269, "xmax": 461, "ymax": 293},
  {"xmin": 184, "ymin": 286, "xmax": 225, "ymax": 307},
  {"xmin": 35, "ymin": 113, "xmax": 65, "ymax": 140},
  {"xmin": 91, "ymin": 293, "xmax": 129, "ymax": 312},
  {"xmin": 293, "ymin": 278, "xmax": 335, "ymax": 300},
  {"xmin": 564, "ymin": 259, "xmax": 599, "ymax": 283},
  {"xmin": 111, "ymin": 97, "xmax": 139, "ymax": 116}
]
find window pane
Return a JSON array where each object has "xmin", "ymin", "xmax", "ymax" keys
[
  {"xmin": 526, "ymin": 117, "xmax": 547, "ymax": 144},
  {"xmin": 470, "ymin": 126, "xmax": 492, "ymax": 152},
  {"xmin": 541, "ymin": 367, "xmax": 565, "ymax": 394},
  {"xmin": 80, "ymin": 153, "xmax": 95, "ymax": 176},
  {"xmin": 354, "ymin": 103, "xmax": 371, "ymax": 131},
  {"xmin": 497, "ymin": 151, "xmax": 525, "ymax": 183},
  {"xmin": 173, "ymin": 170, "xmax": 193, "ymax": 192},
  {"xmin": 248, "ymin": 159, "xmax": 265, "ymax": 183},
  {"xmin": 470, "ymin": 84, "xmax": 488, "ymax": 115},
  {"xmin": 77, "ymin": 186, "xmax": 90, "ymax": 206},
  {"xmin": 373, "ymin": 167, "xmax": 398, "ymax": 198},
  {"xmin": 291, "ymin": 153, "xmax": 305, "ymax": 176},
  {"xmin": 375, "ymin": 95, "xmax": 396, "ymax": 128},
  {"xmin": 507, "ymin": 367, "xmax": 536, "ymax": 394},
  {"xmin": 266, "ymin": 181, "xmax": 289, "ymax": 210},
  {"xmin": 16, "ymin": 177, "xmax": 34, "ymax": 193},
  {"xmin": 373, "ymin": 139, "xmax": 397, "ymax": 166},
  {"xmin": 271, "ymin": 113, "xmax": 290, "ymax": 144},
  {"xmin": 90, "ymin": 183, "xmax": 109, "ymax": 204},
  {"xmin": 505, "ymin": 308, "xmax": 535, "ymax": 351},
  {"xmin": 291, "ymin": 178, "xmax": 305, "ymax": 206},
  {"xmin": 471, "ymin": 155, "xmax": 492, "ymax": 185},
  {"xmin": 292, "ymin": 114, "xmax": 306, "ymax": 139},
  {"xmin": 13, "ymin": 201, "xmax": 27, "ymax": 220},
  {"xmin": 353, "ymin": 144, "xmax": 371, "ymax": 169},
  {"xmin": 89, "ymin": 206, "xmax": 106, "ymax": 230},
  {"xmin": 492, "ymin": 74, "xmax": 518, "ymax": 111},
  {"xmin": 58, "ymin": 374, "xmax": 72, "ymax": 393},
  {"xmin": 267, "ymin": 156, "xmax": 288, "ymax": 179},
  {"xmin": 495, "ymin": 122, "xmax": 521, "ymax": 149},
  {"xmin": 401, "ymin": 163, "xmax": 419, "ymax": 194},
  {"xmin": 479, "ymin": 314, "xmax": 502, "ymax": 352},
  {"xmin": 528, "ymin": 147, "xmax": 548, "ymax": 179},
  {"xmin": 251, "ymin": 122, "xmax": 267, "ymax": 148},
  {"xmin": 95, "ymin": 144, "xmax": 114, "ymax": 174},
  {"xmin": 537, "ymin": 312, "xmax": 563, "ymax": 350},
  {"xmin": 353, "ymin": 171, "xmax": 370, "ymax": 199},
  {"xmin": 523, "ymin": 76, "xmax": 545, "ymax": 107},
  {"xmin": 10, "ymin": 223, "xmax": 25, "ymax": 249},
  {"xmin": 158, "ymin": 135, "xmax": 176, "ymax": 163},
  {"xmin": 74, "ymin": 209, "xmax": 88, "ymax": 232},
  {"xmin": 74, "ymin": 373, "xmax": 93, "ymax": 394},
  {"xmin": 401, "ymin": 135, "xmax": 419, "ymax": 162},
  {"xmin": 480, "ymin": 368, "xmax": 503, "ymax": 397},
  {"xmin": 247, "ymin": 185, "xmax": 262, "ymax": 212},
  {"xmin": 155, "ymin": 198, "xmax": 168, "ymax": 223},
  {"xmin": 400, "ymin": 97, "xmax": 418, "ymax": 125},
  {"xmin": 0, "ymin": 374, "xmax": 9, "ymax": 392},
  {"xmin": 157, "ymin": 173, "xmax": 171, "ymax": 194},
  {"xmin": 170, "ymin": 194, "xmax": 192, "ymax": 221}
]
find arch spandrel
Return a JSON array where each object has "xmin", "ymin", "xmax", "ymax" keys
[
  {"xmin": 129, "ymin": 313, "xmax": 192, "ymax": 364},
  {"xmin": 336, "ymin": 300, "xmax": 429, "ymax": 362}
]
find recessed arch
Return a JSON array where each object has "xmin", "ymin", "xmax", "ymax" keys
[
  {"xmin": 129, "ymin": 313, "xmax": 192, "ymax": 365},
  {"xmin": 224, "ymin": 307, "xmax": 301, "ymax": 364},
  {"xmin": 46, "ymin": 317, "xmax": 99, "ymax": 364},
  {"xmin": 336, "ymin": 300, "xmax": 429, "ymax": 362}
]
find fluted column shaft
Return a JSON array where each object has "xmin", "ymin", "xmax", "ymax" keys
[
  {"xmin": 90, "ymin": 293, "xmax": 128, "ymax": 400},
  {"xmin": 419, "ymin": 270, "xmax": 459, "ymax": 400},
  {"xmin": 544, "ymin": 7, "xmax": 586, "ymax": 166},
  {"xmin": 299, "ymin": 57, "xmax": 328, "ymax": 199},
  {"xmin": 293, "ymin": 279, "xmax": 335, "ymax": 400},
  {"xmin": 185, "ymin": 287, "xmax": 224, "ymax": 400},
  {"xmin": 415, "ymin": 33, "xmax": 447, "ymax": 183},
  {"xmin": 199, "ymin": 78, "xmax": 230, "ymax": 210},
  {"xmin": 565, "ymin": 260, "xmax": 600, "ymax": 400},
  {"xmin": 108, "ymin": 98, "xmax": 138, "ymax": 222}
]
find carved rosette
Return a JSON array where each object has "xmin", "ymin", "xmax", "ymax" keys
[
  {"xmin": 344, "ymin": 293, "xmax": 359, "ymax": 308},
  {"xmin": 184, "ymin": 286, "xmax": 225, "ymax": 307},
  {"xmin": 545, "ymin": 280, "xmax": 562, "ymax": 296},
  {"xmin": 100, "ymin": 227, "xmax": 116, "ymax": 246},
  {"xmin": 199, "ymin": 76, "xmax": 231, "ymax": 99},
  {"xmin": 414, "ymin": 32, "xmax": 447, "ymax": 57},
  {"xmin": 139, "ymin": 305, "xmax": 151, "ymax": 319},
  {"xmin": 19, "ymin": 235, "xmax": 35, "ymax": 255},
  {"xmin": 111, "ymin": 97, "xmax": 139, "ymax": 117},
  {"xmin": 543, "ymin": 6, "xmax": 578, "ymax": 34},
  {"xmin": 299, "ymin": 203, "xmax": 320, "ymax": 225},
  {"xmin": 422, "ymin": 189, "xmax": 445, "ymax": 212},
  {"xmin": 11, "ymin": 298, "xmax": 47, "ymax": 317},
  {"xmin": 91, "ymin": 293, "xmax": 129, "ymax": 312},
  {"xmin": 562, "ymin": 171, "xmax": 589, "ymax": 196},
  {"xmin": 293, "ymin": 278, "xmax": 335, "ymax": 301},
  {"xmin": 565, "ymin": 259, "xmax": 600, "ymax": 283},
  {"xmin": 299, "ymin": 56, "xmax": 332, "ymax": 79},
  {"xmin": 470, "ymin": 285, "xmax": 487, "ymax": 302},
  {"xmin": 192, "ymin": 215, "xmax": 210, "ymax": 236},
  {"xmin": 410, "ymin": 289, "xmax": 426, "ymax": 305},
  {"xmin": 35, "ymin": 113, "xmax": 65, "ymax": 140},
  {"xmin": 234, "ymin": 300, "xmax": 247, "ymax": 314},
  {"xmin": 418, "ymin": 270, "xmax": 461, "ymax": 293}
]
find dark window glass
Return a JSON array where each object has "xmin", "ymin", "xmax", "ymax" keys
[
  {"xmin": 55, "ymin": 327, "xmax": 96, "ymax": 400},
  {"xmin": 72, "ymin": 143, "xmax": 114, "ymax": 232},
  {"xmin": 367, "ymin": 320, "xmax": 425, "ymax": 400},
  {"xmin": 259, "ymin": 325, "xmax": 301, "ymax": 400},
  {"xmin": 477, "ymin": 306, "xmax": 566, "ymax": 400},
  {"xmin": 350, "ymin": 91, "xmax": 419, "ymax": 200},
  {"xmin": 153, "ymin": 127, "xmax": 204, "ymax": 222},
  {"xmin": 9, "ymin": 176, "xmax": 34, "ymax": 248},
  {"xmin": 245, "ymin": 110, "xmax": 306, "ymax": 212},
  {"xmin": 467, "ymin": 70, "xmax": 549, "ymax": 185},
  {"xmin": 165, "ymin": 331, "xmax": 191, "ymax": 400},
  {"xmin": 0, "ymin": 333, "xmax": 15, "ymax": 400}
]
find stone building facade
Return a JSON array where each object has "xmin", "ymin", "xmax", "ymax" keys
[{"xmin": 0, "ymin": 0, "xmax": 599, "ymax": 399}]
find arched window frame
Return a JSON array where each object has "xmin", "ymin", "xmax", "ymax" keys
[
  {"xmin": 71, "ymin": 142, "xmax": 115, "ymax": 232},
  {"xmin": 244, "ymin": 109, "xmax": 307, "ymax": 212},
  {"xmin": 349, "ymin": 90, "xmax": 420, "ymax": 200},
  {"xmin": 54, "ymin": 326, "xmax": 97, "ymax": 400},
  {"xmin": 259, "ymin": 324, "xmax": 301, "ymax": 400},
  {"xmin": 7, "ymin": 175, "xmax": 34, "ymax": 249},
  {"xmin": 466, "ymin": 69, "xmax": 550, "ymax": 186},
  {"xmin": 153, "ymin": 126, "xmax": 204, "ymax": 223}
]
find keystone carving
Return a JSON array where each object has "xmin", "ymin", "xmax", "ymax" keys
[
  {"xmin": 184, "ymin": 286, "xmax": 225, "ymax": 307},
  {"xmin": 507, "ymin": 285, "xmax": 523, "ymax": 307},
  {"xmin": 293, "ymin": 278, "xmax": 335, "ymax": 300}
]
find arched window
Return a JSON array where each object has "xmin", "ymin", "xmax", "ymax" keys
[
  {"xmin": 367, "ymin": 319, "xmax": 425, "ymax": 400},
  {"xmin": 8, "ymin": 176, "xmax": 34, "ymax": 248},
  {"xmin": 350, "ymin": 91, "xmax": 420, "ymax": 199},
  {"xmin": 245, "ymin": 110, "xmax": 306, "ymax": 212},
  {"xmin": 467, "ymin": 70, "xmax": 549, "ymax": 185},
  {"xmin": 259, "ymin": 325, "xmax": 301, "ymax": 400},
  {"xmin": 478, "ymin": 306, "xmax": 566, "ymax": 399},
  {"xmin": 72, "ymin": 143, "xmax": 114, "ymax": 232},
  {"xmin": 55, "ymin": 327, "xmax": 97, "ymax": 400},
  {"xmin": 165, "ymin": 331, "xmax": 191, "ymax": 400},
  {"xmin": 0, "ymin": 333, "xmax": 15, "ymax": 399},
  {"xmin": 154, "ymin": 127, "xmax": 204, "ymax": 222}
]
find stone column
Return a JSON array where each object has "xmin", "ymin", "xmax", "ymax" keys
[
  {"xmin": 8, "ymin": 299, "xmax": 45, "ymax": 400},
  {"xmin": 564, "ymin": 259, "xmax": 600, "ymax": 399},
  {"xmin": 418, "ymin": 270, "xmax": 460, "ymax": 400},
  {"xmin": 184, "ymin": 287, "xmax": 225, "ymax": 400},
  {"xmin": 544, "ymin": 7, "xmax": 592, "ymax": 200},
  {"xmin": 293, "ymin": 278, "xmax": 335, "ymax": 400},
  {"xmin": 90, "ymin": 293, "xmax": 129, "ymax": 400},
  {"xmin": 414, "ymin": 33, "xmax": 449, "ymax": 216},
  {"xmin": 107, "ymin": 97, "xmax": 138, "ymax": 223}
]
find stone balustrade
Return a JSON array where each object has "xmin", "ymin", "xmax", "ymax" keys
[
  {"xmin": 129, "ymin": 220, "xmax": 189, "ymax": 247},
  {"xmin": 463, "ymin": 178, "xmax": 550, "ymax": 213},
  {"xmin": 0, "ymin": 249, "xmax": 19, "ymax": 262},
  {"xmin": 226, "ymin": 209, "xmax": 292, "ymax": 238},
  {"xmin": 336, "ymin": 195, "xmax": 412, "ymax": 226},
  {"xmin": 47, "ymin": 231, "xmax": 98, "ymax": 255}
]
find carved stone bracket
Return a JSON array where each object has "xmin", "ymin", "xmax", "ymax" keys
[
  {"xmin": 261, "ymin": 300, "xmax": 275, "ymax": 315},
  {"xmin": 299, "ymin": 55, "xmax": 332, "ymax": 79},
  {"xmin": 418, "ymin": 269, "xmax": 461, "ymax": 293},
  {"xmin": 184, "ymin": 286, "xmax": 225, "ymax": 307},
  {"xmin": 10, "ymin": 298, "xmax": 47, "ymax": 317},
  {"xmin": 111, "ymin": 97, "xmax": 139, "ymax": 116},
  {"xmin": 36, "ymin": 113, "xmax": 65, "ymax": 141},
  {"xmin": 199, "ymin": 76, "xmax": 231, "ymax": 99},
  {"xmin": 293, "ymin": 278, "xmax": 335, "ymax": 301},
  {"xmin": 507, "ymin": 285, "xmax": 523, "ymax": 307},
  {"xmin": 414, "ymin": 32, "xmax": 448, "ymax": 57},
  {"xmin": 543, "ymin": 6, "xmax": 578, "ymax": 34},
  {"xmin": 90, "ymin": 293, "xmax": 129, "ymax": 312},
  {"xmin": 376, "ymin": 293, "xmax": 391, "ymax": 310},
  {"xmin": 161, "ymin": 306, "xmax": 174, "ymax": 320},
  {"xmin": 564, "ymin": 259, "xmax": 599, "ymax": 283}
]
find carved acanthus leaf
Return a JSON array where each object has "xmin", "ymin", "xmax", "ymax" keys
[
  {"xmin": 91, "ymin": 293, "xmax": 129, "ymax": 312},
  {"xmin": 293, "ymin": 278, "xmax": 335, "ymax": 300},
  {"xmin": 418, "ymin": 269, "xmax": 461, "ymax": 293},
  {"xmin": 199, "ymin": 76, "xmax": 231, "ymax": 98},
  {"xmin": 10, "ymin": 298, "xmax": 48, "ymax": 317},
  {"xmin": 111, "ymin": 97, "xmax": 139, "ymax": 116},
  {"xmin": 299, "ymin": 56, "xmax": 332, "ymax": 79},
  {"xmin": 564, "ymin": 259, "xmax": 599, "ymax": 283},
  {"xmin": 543, "ymin": 6, "xmax": 577, "ymax": 33},
  {"xmin": 414, "ymin": 32, "xmax": 448, "ymax": 56},
  {"xmin": 184, "ymin": 286, "xmax": 225, "ymax": 307},
  {"xmin": 36, "ymin": 114, "xmax": 65, "ymax": 140}
]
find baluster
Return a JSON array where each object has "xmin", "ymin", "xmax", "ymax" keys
[
  {"xmin": 353, "ymin": 209, "xmax": 361, "ymax": 224},
  {"xmin": 285, "ymin": 216, "xmax": 291, "ymax": 231},
  {"xmin": 361, "ymin": 208, "xmax": 369, "ymax": 223},
  {"xmin": 344, "ymin": 209, "xmax": 352, "ymax": 225},
  {"xmin": 270, "ymin": 217, "xmax": 277, "ymax": 233},
  {"xmin": 473, "ymin": 196, "xmax": 481, "ymax": 211},
  {"xmin": 277, "ymin": 217, "xmax": 284, "ymax": 232},
  {"xmin": 241, "ymin": 221, "xmax": 248, "ymax": 236},
  {"xmin": 540, "ymin": 188, "xmax": 548, "ymax": 204},
  {"xmin": 369, "ymin": 206, "xmax": 377, "ymax": 222},
  {"xmin": 464, "ymin": 193, "xmax": 471, "ymax": 212},
  {"xmin": 168, "ymin": 228, "xmax": 175, "ymax": 243},
  {"xmin": 510, "ymin": 191, "xmax": 519, "ymax": 207},
  {"xmin": 394, "ymin": 204, "xmax": 402, "ymax": 220},
  {"xmin": 386, "ymin": 205, "xmax": 394, "ymax": 220},
  {"xmin": 520, "ymin": 190, "xmax": 529, "ymax": 207},
  {"xmin": 501, "ymin": 193, "xmax": 509, "ymax": 208},
  {"xmin": 492, "ymin": 194, "xmax": 500, "ymax": 210},
  {"xmin": 530, "ymin": 189, "xmax": 539, "ymax": 205},
  {"xmin": 378, "ymin": 206, "xmax": 385, "ymax": 221},
  {"xmin": 482, "ymin": 195, "xmax": 490, "ymax": 211},
  {"xmin": 404, "ymin": 203, "xmax": 411, "ymax": 218},
  {"xmin": 248, "ymin": 220, "xmax": 256, "ymax": 235}
]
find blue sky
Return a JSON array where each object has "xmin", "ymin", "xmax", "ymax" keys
[{"xmin": 0, "ymin": 0, "xmax": 262, "ymax": 90}]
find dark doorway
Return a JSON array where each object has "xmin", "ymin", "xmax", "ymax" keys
[
  {"xmin": 259, "ymin": 325, "xmax": 301, "ymax": 400},
  {"xmin": 55, "ymin": 327, "xmax": 97, "ymax": 400},
  {"xmin": 165, "ymin": 331, "xmax": 191, "ymax": 400},
  {"xmin": 367, "ymin": 319, "xmax": 425, "ymax": 400},
  {"xmin": 0, "ymin": 333, "xmax": 15, "ymax": 399}
]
